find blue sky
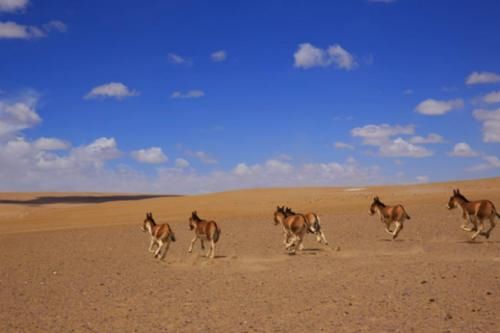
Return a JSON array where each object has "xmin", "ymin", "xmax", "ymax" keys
[{"xmin": 0, "ymin": 0, "xmax": 499, "ymax": 193}]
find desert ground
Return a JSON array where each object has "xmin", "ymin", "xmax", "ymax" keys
[{"xmin": 1, "ymin": 178, "xmax": 499, "ymax": 332}]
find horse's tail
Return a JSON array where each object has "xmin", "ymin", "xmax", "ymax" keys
[
  {"xmin": 403, "ymin": 207, "xmax": 411, "ymax": 220},
  {"xmin": 213, "ymin": 224, "xmax": 221, "ymax": 243},
  {"xmin": 169, "ymin": 225, "xmax": 176, "ymax": 242}
]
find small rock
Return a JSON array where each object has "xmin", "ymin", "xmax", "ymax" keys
[
  {"xmin": 420, "ymin": 280, "xmax": 427, "ymax": 285},
  {"xmin": 486, "ymin": 291, "xmax": 492, "ymax": 296},
  {"xmin": 429, "ymin": 298, "xmax": 435, "ymax": 303},
  {"xmin": 445, "ymin": 313, "xmax": 452, "ymax": 320}
]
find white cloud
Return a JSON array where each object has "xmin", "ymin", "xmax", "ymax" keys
[
  {"xmin": 473, "ymin": 108, "xmax": 500, "ymax": 142},
  {"xmin": 175, "ymin": 158, "xmax": 189, "ymax": 169},
  {"xmin": 84, "ymin": 82, "xmax": 139, "ymax": 100},
  {"xmin": 327, "ymin": 44, "xmax": 357, "ymax": 70},
  {"xmin": 449, "ymin": 142, "xmax": 479, "ymax": 157},
  {"xmin": 0, "ymin": 93, "xmax": 41, "ymax": 137},
  {"xmin": 415, "ymin": 98, "xmax": 464, "ymax": 116},
  {"xmin": 334, "ymin": 142, "xmax": 354, "ymax": 150},
  {"xmin": 466, "ymin": 71, "xmax": 500, "ymax": 85},
  {"xmin": 0, "ymin": 20, "xmax": 66, "ymax": 39},
  {"xmin": 469, "ymin": 155, "xmax": 500, "ymax": 171},
  {"xmin": 0, "ymin": 21, "xmax": 44, "ymax": 39},
  {"xmin": 379, "ymin": 137, "xmax": 433, "ymax": 158},
  {"xmin": 0, "ymin": 0, "xmax": 28, "ymax": 12},
  {"xmin": 351, "ymin": 124, "xmax": 414, "ymax": 145},
  {"xmin": 170, "ymin": 90, "xmax": 205, "ymax": 99},
  {"xmin": 34, "ymin": 137, "xmax": 70, "ymax": 150},
  {"xmin": 187, "ymin": 150, "xmax": 217, "ymax": 164},
  {"xmin": 168, "ymin": 53, "xmax": 189, "ymax": 65},
  {"xmin": 211, "ymin": 50, "xmax": 227, "ymax": 62},
  {"xmin": 351, "ymin": 124, "xmax": 434, "ymax": 158},
  {"xmin": 481, "ymin": 91, "xmax": 500, "ymax": 104},
  {"xmin": 409, "ymin": 133, "xmax": 444, "ymax": 144},
  {"xmin": 293, "ymin": 43, "xmax": 357, "ymax": 70},
  {"xmin": 131, "ymin": 147, "xmax": 167, "ymax": 164},
  {"xmin": 416, "ymin": 175, "xmax": 429, "ymax": 183}
]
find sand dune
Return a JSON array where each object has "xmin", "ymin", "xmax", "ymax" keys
[{"xmin": 1, "ymin": 178, "xmax": 499, "ymax": 332}]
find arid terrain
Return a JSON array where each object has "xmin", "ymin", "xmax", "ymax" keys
[{"xmin": 1, "ymin": 178, "xmax": 500, "ymax": 332}]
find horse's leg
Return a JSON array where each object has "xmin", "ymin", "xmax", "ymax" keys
[
  {"xmin": 154, "ymin": 241, "xmax": 164, "ymax": 258},
  {"xmin": 393, "ymin": 222, "xmax": 403, "ymax": 239},
  {"xmin": 148, "ymin": 238, "xmax": 156, "ymax": 253},
  {"xmin": 209, "ymin": 239, "xmax": 216, "ymax": 259},
  {"xmin": 483, "ymin": 216, "xmax": 496, "ymax": 239},
  {"xmin": 160, "ymin": 240, "xmax": 171, "ymax": 259},
  {"xmin": 384, "ymin": 221, "xmax": 393, "ymax": 235},
  {"xmin": 188, "ymin": 236, "xmax": 197, "ymax": 253},
  {"xmin": 285, "ymin": 235, "xmax": 297, "ymax": 251},
  {"xmin": 200, "ymin": 240, "xmax": 205, "ymax": 250},
  {"xmin": 471, "ymin": 220, "xmax": 483, "ymax": 240}
]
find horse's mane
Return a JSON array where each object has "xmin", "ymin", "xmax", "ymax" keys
[
  {"xmin": 455, "ymin": 192, "xmax": 470, "ymax": 203},
  {"xmin": 285, "ymin": 207, "xmax": 297, "ymax": 217},
  {"xmin": 375, "ymin": 198, "xmax": 386, "ymax": 207}
]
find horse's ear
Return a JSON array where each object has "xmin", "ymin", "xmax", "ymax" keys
[
  {"xmin": 453, "ymin": 189, "xmax": 457, "ymax": 195},
  {"xmin": 456, "ymin": 188, "xmax": 460, "ymax": 194}
]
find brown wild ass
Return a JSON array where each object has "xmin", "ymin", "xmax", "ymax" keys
[
  {"xmin": 141, "ymin": 212, "xmax": 176, "ymax": 259},
  {"xmin": 188, "ymin": 211, "xmax": 221, "ymax": 258},
  {"xmin": 369, "ymin": 197, "xmax": 411, "ymax": 240},
  {"xmin": 273, "ymin": 206, "xmax": 319, "ymax": 254},
  {"xmin": 447, "ymin": 189, "xmax": 499, "ymax": 240},
  {"xmin": 285, "ymin": 207, "xmax": 329, "ymax": 246}
]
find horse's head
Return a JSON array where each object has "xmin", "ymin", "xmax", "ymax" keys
[
  {"xmin": 447, "ymin": 189, "xmax": 463, "ymax": 210},
  {"xmin": 189, "ymin": 211, "xmax": 198, "ymax": 230},
  {"xmin": 369, "ymin": 196, "xmax": 381, "ymax": 216},
  {"xmin": 274, "ymin": 206, "xmax": 285, "ymax": 225},
  {"xmin": 142, "ymin": 212, "xmax": 155, "ymax": 232}
]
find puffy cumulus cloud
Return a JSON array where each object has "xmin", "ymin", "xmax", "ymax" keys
[
  {"xmin": 409, "ymin": 133, "xmax": 444, "ymax": 144},
  {"xmin": 0, "ymin": 92, "xmax": 41, "ymax": 138},
  {"xmin": 379, "ymin": 138, "xmax": 433, "ymax": 158},
  {"xmin": 466, "ymin": 71, "xmax": 500, "ymax": 85},
  {"xmin": 0, "ymin": 136, "xmax": 125, "ymax": 191},
  {"xmin": 0, "ymin": 21, "xmax": 43, "ymax": 39},
  {"xmin": 293, "ymin": 43, "xmax": 357, "ymax": 70},
  {"xmin": 210, "ymin": 50, "xmax": 227, "ymax": 62},
  {"xmin": 351, "ymin": 124, "xmax": 414, "ymax": 146},
  {"xmin": 84, "ymin": 82, "xmax": 139, "ymax": 100},
  {"xmin": 473, "ymin": 108, "xmax": 500, "ymax": 142},
  {"xmin": 131, "ymin": 147, "xmax": 167, "ymax": 164},
  {"xmin": 0, "ymin": 0, "xmax": 29, "ymax": 12},
  {"xmin": 351, "ymin": 124, "xmax": 435, "ymax": 158},
  {"xmin": 449, "ymin": 142, "xmax": 479, "ymax": 157},
  {"xmin": 170, "ymin": 90, "xmax": 205, "ymax": 99},
  {"xmin": 481, "ymin": 91, "xmax": 500, "ymax": 104},
  {"xmin": 0, "ymin": 20, "xmax": 66, "ymax": 39},
  {"xmin": 33, "ymin": 137, "xmax": 70, "ymax": 150},
  {"xmin": 175, "ymin": 158, "xmax": 190, "ymax": 169},
  {"xmin": 415, "ymin": 98, "xmax": 464, "ymax": 116}
]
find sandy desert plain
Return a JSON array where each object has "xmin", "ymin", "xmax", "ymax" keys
[{"xmin": 1, "ymin": 177, "xmax": 499, "ymax": 332}]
